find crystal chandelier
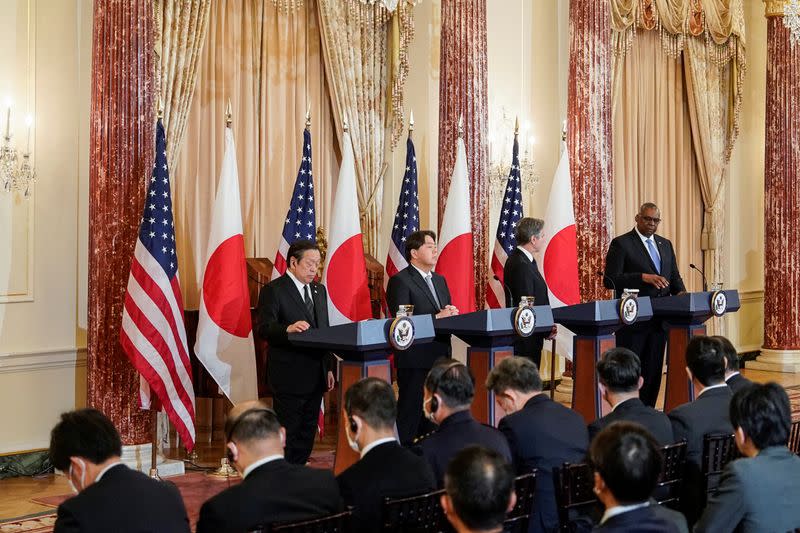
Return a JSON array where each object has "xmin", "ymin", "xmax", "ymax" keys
[
  {"xmin": 785, "ymin": 0, "xmax": 800, "ymax": 46},
  {"xmin": 0, "ymin": 109, "xmax": 35, "ymax": 197},
  {"xmin": 488, "ymin": 109, "xmax": 539, "ymax": 205}
]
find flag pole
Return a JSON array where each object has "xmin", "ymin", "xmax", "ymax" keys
[
  {"xmin": 149, "ymin": 410, "xmax": 161, "ymax": 480},
  {"xmin": 409, "ymin": 109, "xmax": 414, "ymax": 139}
]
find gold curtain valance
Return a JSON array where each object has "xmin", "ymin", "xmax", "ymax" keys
[{"xmin": 611, "ymin": 0, "xmax": 746, "ymax": 64}]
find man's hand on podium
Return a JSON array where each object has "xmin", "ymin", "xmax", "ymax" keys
[
  {"xmin": 641, "ymin": 273, "xmax": 669, "ymax": 290},
  {"xmin": 436, "ymin": 305, "xmax": 459, "ymax": 319},
  {"xmin": 287, "ymin": 320, "xmax": 311, "ymax": 333},
  {"xmin": 546, "ymin": 325, "xmax": 558, "ymax": 340},
  {"xmin": 326, "ymin": 371, "xmax": 335, "ymax": 391}
]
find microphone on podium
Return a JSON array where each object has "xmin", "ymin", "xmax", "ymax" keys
[
  {"xmin": 597, "ymin": 270, "xmax": 616, "ymax": 295},
  {"xmin": 494, "ymin": 275, "xmax": 514, "ymax": 307},
  {"xmin": 689, "ymin": 263, "xmax": 708, "ymax": 292}
]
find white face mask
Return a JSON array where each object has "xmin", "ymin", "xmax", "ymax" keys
[
  {"xmin": 345, "ymin": 421, "xmax": 360, "ymax": 453},
  {"xmin": 67, "ymin": 458, "xmax": 86, "ymax": 494}
]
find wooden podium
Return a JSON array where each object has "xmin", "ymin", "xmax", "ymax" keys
[
  {"xmin": 435, "ymin": 307, "xmax": 554, "ymax": 426},
  {"xmin": 651, "ymin": 290, "xmax": 741, "ymax": 411},
  {"xmin": 553, "ymin": 298, "xmax": 653, "ymax": 423},
  {"xmin": 289, "ymin": 316, "xmax": 435, "ymax": 475}
]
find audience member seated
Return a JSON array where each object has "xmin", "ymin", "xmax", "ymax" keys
[
  {"xmin": 712, "ymin": 335, "xmax": 752, "ymax": 394},
  {"xmin": 414, "ymin": 358, "xmax": 511, "ymax": 486},
  {"xmin": 590, "ymin": 422, "xmax": 687, "ymax": 532},
  {"xmin": 441, "ymin": 446, "xmax": 517, "ymax": 533},
  {"xmin": 589, "ymin": 347, "xmax": 674, "ymax": 445},
  {"xmin": 667, "ymin": 336, "xmax": 733, "ymax": 526},
  {"xmin": 336, "ymin": 377, "xmax": 436, "ymax": 532},
  {"xmin": 49, "ymin": 408, "xmax": 190, "ymax": 533},
  {"xmin": 486, "ymin": 356, "xmax": 588, "ymax": 533},
  {"xmin": 695, "ymin": 383, "xmax": 800, "ymax": 532},
  {"xmin": 196, "ymin": 401, "xmax": 341, "ymax": 533}
]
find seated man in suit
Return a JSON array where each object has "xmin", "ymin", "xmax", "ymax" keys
[
  {"xmin": 503, "ymin": 217, "xmax": 556, "ymax": 367},
  {"xmin": 695, "ymin": 383, "xmax": 800, "ymax": 533},
  {"xmin": 49, "ymin": 408, "xmax": 190, "ymax": 533},
  {"xmin": 442, "ymin": 446, "xmax": 517, "ymax": 533},
  {"xmin": 257, "ymin": 239, "xmax": 335, "ymax": 464},
  {"xmin": 712, "ymin": 335, "xmax": 753, "ymax": 394},
  {"xmin": 414, "ymin": 358, "xmax": 511, "ymax": 486},
  {"xmin": 486, "ymin": 356, "xmax": 588, "ymax": 533},
  {"xmin": 589, "ymin": 347, "xmax": 674, "ymax": 445},
  {"xmin": 590, "ymin": 422, "xmax": 688, "ymax": 532},
  {"xmin": 196, "ymin": 401, "xmax": 341, "ymax": 533},
  {"xmin": 667, "ymin": 336, "xmax": 733, "ymax": 526},
  {"xmin": 604, "ymin": 202, "xmax": 686, "ymax": 407},
  {"xmin": 337, "ymin": 377, "xmax": 436, "ymax": 532},
  {"xmin": 386, "ymin": 229, "xmax": 459, "ymax": 445}
]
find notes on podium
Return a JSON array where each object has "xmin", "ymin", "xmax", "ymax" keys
[
  {"xmin": 435, "ymin": 306, "xmax": 554, "ymax": 426},
  {"xmin": 552, "ymin": 297, "xmax": 653, "ymax": 423},
  {"xmin": 651, "ymin": 289, "xmax": 740, "ymax": 411},
  {"xmin": 289, "ymin": 315, "xmax": 435, "ymax": 474}
]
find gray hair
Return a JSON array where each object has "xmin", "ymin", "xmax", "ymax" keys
[
  {"xmin": 486, "ymin": 356, "xmax": 542, "ymax": 394},
  {"xmin": 638, "ymin": 202, "xmax": 659, "ymax": 215},
  {"xmin": 514, "ymin": 217, "xmax": 545, "ymax": 245}
]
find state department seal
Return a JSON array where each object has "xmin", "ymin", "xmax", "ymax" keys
[
  {"xmin": 389, "ymin": 316, "xmax": 415, "ymax": 351},
  {"xmin": 711, "ymin": 290, "xmax": 727, "ymax": 317},
  {"xmin": 514, "ymin": 306, "xmax": 536, "ymax": 338},
  {"xmin": 619, "ymin": 294, "xmax": 639, "ymax": 325}
]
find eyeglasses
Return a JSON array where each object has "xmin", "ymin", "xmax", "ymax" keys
[{"xmin": 641, "ymin": 216, "xmax": 661, "ymax": 224}]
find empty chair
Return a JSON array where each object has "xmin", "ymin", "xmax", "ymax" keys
[
  {"xmin": 383, "ymin": 489, "xmax": 451, "ymax": 533},
  {"xmin": 654, "ymin": 440, "xmax": 687, "ymax": 509},
  {"xmin": 504, "ymin": 472, "xmax": 537, "ymax": 533},
  {"xmin": 701, "ymin": 433, "xmax": 737, "ymax": 496},
  {"xmin": 553, "ymin": 462, "xmax": 600, "ymax": 532}
]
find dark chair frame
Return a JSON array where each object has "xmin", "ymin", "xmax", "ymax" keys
[
  {"xmin": 701, "ymin": 433, "xmax": 737, "ymax": 497},
  {"xmin": 383, "ymin": 488, "xmax": 450, "ymax": 533},
  {"xmin": 554, "ymin": 462, "xmax": 600, "ymax": 532},
  {"xmin": 789, "ymin": 420, "xmax": 800, "ymax": 456},
  {"xmin": 504, "ymin": 472, "xmax": 537, "ymax": 533},
  {"xmin": 269, "ymin": 510, "xmax": 353, "ymax": 533},
  {"xmin": 654, "ymin": 440, "xmax": 687, "ymax": 509}
]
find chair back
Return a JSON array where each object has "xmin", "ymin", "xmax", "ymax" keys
[
  {"xmin": 554, "ymin": 462, "xmax": 600, "ymax": 532},
  {"xmin": 504, "ymin": 472, "xmax": 537, "ymax": 533},
  {"xmin": 383, "ymin": 489, "xmax": 452, "ymax": 533},
  {"xmin": 789, "ymin": 420, "xmax": 800, "ymax": 456},
  {"xmin": 269, "ymin": 511, "xmax": 352, "ymax": 533},
  {"xmin": 653, "ymin": 440, "xmax": 687, "ymax": 509},
  {"xmin": 701, "ymin": 433, "xmax": 737, "ymax": 495}
]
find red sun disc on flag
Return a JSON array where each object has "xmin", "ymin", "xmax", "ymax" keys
[
  {"xmin": 202, "ymin": 234, "xmax": 253, "ymax": 337},
  {"xmin": 543, "ymin": 225, "xmax": 580, "ymax": 305}
]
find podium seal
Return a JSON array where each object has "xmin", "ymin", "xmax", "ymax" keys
[
  {"xmin": 619, "ymin": 294, "xmax": 639, "ymax": 325},
  {"xmin": 514, "ymin": 306, "xmax": 536, "ymax": 338},
  {"xmin": 711, "ymin": 290, "xmax": 727, "ymax": 317},
  {"xmin": 389, "ymin": 316, "xmax": 415, "ymax": 351}
]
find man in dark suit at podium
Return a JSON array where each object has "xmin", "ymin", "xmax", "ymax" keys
[
  {"xmin": 337, "ymin": 378, "xmax": 436, "ymax": 532},
  {"xmin": 256, "ymin": 240, "xmax": 335, "ymax": 464},
  {"xmin": 503, "ymin": 217, "xmax": 555, "ymax": 367},
  {"xmin": 386, "ymin": 230, "xmax": 459, "ymax": 444},
  {"xmin": 589, "ymin": 348, "xmax": 674, "ymax": 445},
  {"xmin": 604, "ymin": 202, "xmax": 686, "ymax": 407},
  {"xmin": 49, "ymin": 409, "xmax": 190, "ymax": 533}
]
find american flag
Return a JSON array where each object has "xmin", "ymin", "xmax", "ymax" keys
[
  {"xmin": 385, "ymin": 136, "xmax": 420, "ymax": 284},
  {"xmin": 272, "ymin": 127, "xmax": 316, "ymax": 279},
  {"xmin": 486, "ymin": 135, "xmax": 524, "ymax": 308},
  {"xmin": 120, "ymin": 120, "xmax": 196, "ymax": 451}
]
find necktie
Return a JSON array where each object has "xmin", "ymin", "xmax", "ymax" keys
[
  {"xmin": 303, "ymin": 285, "xmax": 314, "ymax": 314},
  {"xmin": 646, "ymin": 238, "xmax": 661, "ymax": 274},
  {"xmin": 425, "ymin": 273, "xmax": 442, "ymax": 310}
]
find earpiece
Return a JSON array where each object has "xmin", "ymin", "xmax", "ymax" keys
[
  {"xmin": 429, "ymin": 361, "xmax": 465, "ymax": 414},
  {"xmin": 225, "ymin": 407, "xmax": 278, "ymax": 464},
  {"xmin": 348, "ymin": 416, "xmax": 358, "ymax": 435}
]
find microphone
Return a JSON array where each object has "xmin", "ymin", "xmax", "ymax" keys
[
  {"xmin": 689, "ymin": 263, "xmax": 708, "ymax": 292},
  {"xmin": 597, "ymin": 270, "xmax": 616, "ymax": 294},
  {"xmin": 494, "ymin": 275, "xmax": 514, "ymax": 307}
]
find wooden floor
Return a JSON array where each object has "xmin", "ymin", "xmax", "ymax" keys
[{"xmin": 2, "ymin": 367, "xmax": 798, "ymax": 523}]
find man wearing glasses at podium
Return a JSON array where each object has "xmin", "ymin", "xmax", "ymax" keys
[{"xmin": 604, "ymin": 203, "xmax": 686, "ymax": 408}]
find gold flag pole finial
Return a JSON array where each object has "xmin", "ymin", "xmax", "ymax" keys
[
  {"xmin": 514, "ymin": 116, "xmax": 520, "ymax": 136},
  {"xmin": 343, "ymin": 115, "xmax": 349, "ymax": 134},
  {"xmin": 561, "ymin": 119, "xmax": 567, "ymax": 143},
  {"xmin": 225, "ymin": 99, "xmax": 232, "ymax": 127},
  {"xmin": 458, "ymin": 114, "xmax": 464, "ymax": 138},
  {"xmin": 157, "ymin": 97, "xmax": 164, "ymax": 121},
  {"xmin": 409, "ymin": 109, "xmax": 415, "ymax": 138},
  {"xmin": 306, "ymin": 106, "xmax": 311, "ymax": 129}
]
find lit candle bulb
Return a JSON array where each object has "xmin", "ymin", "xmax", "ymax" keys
[{"xmin": 4, "ymin": 100, "xmax": 11, "ymax": 139}]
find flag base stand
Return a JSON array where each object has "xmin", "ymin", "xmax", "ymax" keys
[
  {"xmin": 184, "ymin": 447, "xmax": 200, "ymax": 464},
  {"xmin": 148, "ymin": 467, "xmax": 161, "ymax": 481},
  {"xmin": 208, "ymin": 457, "xmax": 239, "ymax": 478}
]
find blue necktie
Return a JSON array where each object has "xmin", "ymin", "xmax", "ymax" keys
[{"xmin": 646, "ymin": 238, "xmax": 661, "ymax": 274}]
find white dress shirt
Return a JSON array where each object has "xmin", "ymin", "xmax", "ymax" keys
[
  {"xmin": 242, "ymin": 454, "xmax": 284, "ymax": 479},
  {"xmin": 516, "ymin": 245, "xmax": 534, "ymax": 263},
  {"xmin": 634, "ymin": 226, "xmax": 661, "ymax": 263},
  {"xmin": 599, "ymin": 501, "xmax": 651, "ymax": 525},
  {"xmin": 94, "ymin": 461, "xmax": 124, "ymax": 482},
  {"xmin": 696, "ymin": 382, "xmax": 728, "ymax": 398},
  {"xmin": 360, "ymin": 437, "xmax": 397, "ymax": 459},
  {"xmin": 286, "ymin": 270, "xmax": 310, "ymax": 301}
]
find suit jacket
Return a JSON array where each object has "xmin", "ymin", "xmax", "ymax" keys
[
  {"xmin": 667, "ymin": 386, "xmax": 733, "ymax": 525},
  {"xmin": 256, "ymin": 274, "xmax": 332, "ymax": 395},
  {"xmin": 415, "ymin": 410, "xmax": 511, "ymax": 487},
  {"xmin": 725, "ymin": 372, "xmax": 753, "ymax": 395},
  {"xmin": 499, "ymin": 394, "xmax": 589, "ymax": 533},
  {"xmin": 337, "ymin": 441, "xmax": 437, "ymax": 533},
  {"xmin": 593, "ymin": 503, "xmax": 687, "ymax": 533},
  {"xmin": 694, "ymin": 446, "xmax": 800, "ymax": 533},
  {"xmin": 604, "ymin": 229, "xmax": 685, "ymax": 299},
  {"xmin": 589, "ymin": 398, "xmax": 675, "ymax": 446},
  {"xmin": 196, "ymin": 458, "xmax": 342, "ymax": 533},
  {"xmin": 503, "ymin": 248, "xmax": 550, "ymax": 359},
  {"xmin": 386, "ymin": 266, "xmax": 453, "ymax": 369},
  {"xmin": 54, "ymin": 464, "xmax": 190, "ymax": 533}
]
